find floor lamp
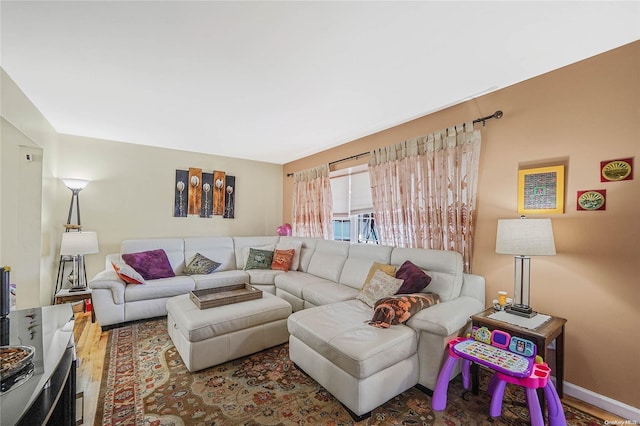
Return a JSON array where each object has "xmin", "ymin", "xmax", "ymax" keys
[
  {"xmin": 62, "ymin": 178, "xmax": 89, "ymax": 230},
  {"xmin": 495, "ymin": 217, "xmax": 556, "ymax": 318},
  {"xmin": 55, "ymin": 178, "xmax": 94, "ymax": 296}
]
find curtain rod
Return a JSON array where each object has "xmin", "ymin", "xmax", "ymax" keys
[
  {"xmin": 286, "ymin": 151, "xmax": 369, "ymax": 177},
  {"xmin": 473, "ymin": 110, "xmax": 503, "ymax": 126},
  {"xmin": 286, "ymin": 110, "xmax": 503, "ymax": 177}
]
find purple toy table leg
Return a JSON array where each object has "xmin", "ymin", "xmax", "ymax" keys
[
  {"xmin": 489, "ymin": 378, "xmax": 507, "ymax": 417},
  {"xmin": 526, "ymin": 387, "xmax": 544, "ymax": 426},
  {"xmin": 432, "ymin": 355, "xmax": 459, "ymax": 411},
  {"xmin": 487, "ymin": 373, "xmax": 500, "ymax": 397},
  {"xmin": 544, "ymin": 380, "xmax": 567, "ymax": 426},
  {"xmin": 461, "ymin": 359, "xmax": 471, "ymax": 389}
]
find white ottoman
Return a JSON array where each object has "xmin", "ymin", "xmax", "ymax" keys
[
  {"xmin": 287, "ymin": 299, "xmax": 419, "ymax": 419},
  {"xmin": 167, "ymin": 292, "xmax": 292, "ymax": 372}
]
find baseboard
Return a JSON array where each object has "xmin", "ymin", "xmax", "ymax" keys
[{"xmin": 564, "ymin": 381, "xmax": 640, "ymax": 421}]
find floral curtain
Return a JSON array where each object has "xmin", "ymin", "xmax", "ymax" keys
[
  {"xmin": 292, "ymin": 164, "xmax": 333, "ymax": 239},
  {"xmin": 368, "ymin": 123, "xmax": 481, "ymax": 272}
]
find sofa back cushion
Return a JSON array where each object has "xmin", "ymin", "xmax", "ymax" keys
[
  {"xmin": 184, "ymin": 237, "xmax": 236, "ymax": 271},
  {"xmin": 232, "ymin": 236, "xmax": 280, "ymax": 269},
  {"xmin": 121, "ymin": 238, "xmax": 185, "ymax": 274},
  {"xmin": 339, "ymin": 243, "xmax": 394, "ymax": 289},
  {"xmin": 307, "ymin": 239, "xmax": 350, "ymax": 282},
  {"xmin": 278, "ymin": 236, "xmax": 318, "ymax": 272},
  {"xmin": 390, "ymin": 248, "xmax": 463, "ymax": 302}
]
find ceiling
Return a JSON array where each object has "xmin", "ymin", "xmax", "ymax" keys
[{"xmin": 2, "ymin": 2, "xmax": 639, "ymax": 165}]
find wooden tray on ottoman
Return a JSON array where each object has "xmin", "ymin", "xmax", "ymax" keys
[{"xmin": 189, "ymin": 283, "xmax": 262, "ymax": 309}]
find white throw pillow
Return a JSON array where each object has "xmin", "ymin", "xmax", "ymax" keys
[
  {"xmin": 275, "ymin": 240, "xmax": 303, "ymax": 270},
  {"xmin": 357, "ymin": 269, "xmax": 404, "ymax": 307}
]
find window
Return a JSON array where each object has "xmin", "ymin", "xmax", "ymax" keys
[
  {"xmin": 330, "ymin": 165, "xmax": 379, "ymax": 244},
  {"xmin": 333, "ymin": 219, "xmax": 351, "ymax": 241}
]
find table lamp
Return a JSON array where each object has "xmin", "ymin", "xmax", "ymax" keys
[
  {"xmin": 495, "ymin": 217, "xmax": 556, "ymax": 318},
  {"xmin": 60, "ymin": 231, "xmax": 99, "ymax": 291}
]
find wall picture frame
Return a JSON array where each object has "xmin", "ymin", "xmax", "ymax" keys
[{"xmin": 518, "ymin": 165, "xmax": 565, "ymax": 215}]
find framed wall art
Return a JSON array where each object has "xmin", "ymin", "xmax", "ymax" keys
[
  {"xmin": 600, "ymin": 157, "xmax": 633, "ymax": 182},
  {"xmin": 577, "ymin": 189, "xmax": 606, "ymax": 211},
  {"xmin": 174, "ymin": 169, "xmax": 188, "ymax": 217},
  {"xmin": 518, "ymin": 165, "xmax": 565, "ymax": 215}
]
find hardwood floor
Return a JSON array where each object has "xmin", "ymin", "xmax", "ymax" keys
[{"xmin": 72, "ymin": 311, "xmax": 628, "ymax": 425}]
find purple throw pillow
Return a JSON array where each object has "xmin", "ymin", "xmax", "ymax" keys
[
  {"xmin": 395, "ymin": 260, "xmax": 432, "ymax": 294},
  {"xmin": 122, "ymin": 249, "xmax": 175, "ymax": 280}
]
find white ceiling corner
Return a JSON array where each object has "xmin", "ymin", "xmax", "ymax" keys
[{"xmin": 1, "ymin": 1, "xmax": 639, "ymax": 164}]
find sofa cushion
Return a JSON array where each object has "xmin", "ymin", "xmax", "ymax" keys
[
  {"xmin": 390, "ymin": 247, "xmax": 463, "ymax": 302},
  {"xmin": 287, "ymin": 300, "xmax": 417, "ymax": 379},
  {"xmin": 356, "ymin": 269, "xmax": 404, "ymax": 307},
  {"xmin": 271, "ymin": 249, "xmax": 295, "ymax": 271},
  {"xmin": 274, "ymin": 271, "xmax": 331, "ymax": 298},
  {"xmin": 122, "ymin": 249, "xmax": 175, "ymax": 280},
  {"xmin": 191, "ymin": 270, "xmax": 249, "ymax": 290},
  {"xmin": 395, "ymin": 260, "xmax": 432, "ymax": 294},
  {"xmin": 302, "ymin": 282, "xmax": 360, "ymax": 306},
  {"xmin": 369, "ymin": 293, "xmax": 440, "ymax": 328},
  {"xmin": 245, "ymin": 248, "xmax": 274, "ymax": 270},
  {"xmin": 339, "ymin": 244, "xmax": 394, "ymax": 289},
  {"xmin": 245, "ymin": 269, "xmax": 286, "ymax": 285},
  {"xmin": 233, "ymin": 236, "xmax": 280, "ymax": 269},
  {"xmin": 184, "ymin": 237, "xmax": 236, "ymax": 272},
  {"xmin": 111, "ymin": 261, "xmax": 144, "ymax": 284},
  {"xmin": 124, "ymin": 275, "xmax": 195, "ymax": 302},
  {"xmin": 307, "ymin": 239, "xmax": 350, "ymax": 282},
  {"xmin": 184, "ymin": 253, "xmax": 221, "ymax": 275}
]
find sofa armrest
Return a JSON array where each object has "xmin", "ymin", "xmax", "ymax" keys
[
  {"xmin": 460, "ymin": 273, "xmax": 485, "ymax": 305},
  {"xmin": 89, "ymin": 270, "xmax": 126, "ymax": 305},
  {"xmin": 407, "ymin": 295, "xmax": 484, "ymax": 336},
  {"xmin": 104, "ymin": 253, "xmax": 122, "ymax": 269}
]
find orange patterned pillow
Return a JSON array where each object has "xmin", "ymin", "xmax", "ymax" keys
[{"xmin": 271, "ymin": 249, "xmax": 295, "ymax": 271}]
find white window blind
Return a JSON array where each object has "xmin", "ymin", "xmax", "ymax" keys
[
  {"xmin": 330, "ymin": 175, "xmax": 350, "ymax": 217},
  {"xmin": 350, "ymin": 171, "xmax": 372, "ymax": 214},
  {"xmin": 330, "ymin": 167, "xmax": 373, "ymax": 217}
]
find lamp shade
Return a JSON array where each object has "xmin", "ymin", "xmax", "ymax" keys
[
  {"xmin": 60, "ymin": 231, "xmax": 99, "ymax": 256},
  {"xmin": 62, "ymin": 178, "xmax": 89, "ymax": 191},
  {"xmin": 496, "ymin": 218, "xmax": 556, "ymax": 256}
]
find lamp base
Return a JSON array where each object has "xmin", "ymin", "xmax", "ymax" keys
[
  {"xmin": 505, "ymin": 304, "xmax": 537, "ymax": 318},
  {"xmin": 69, "ymin": 286, "xmax": 88, "ymax": 293}
]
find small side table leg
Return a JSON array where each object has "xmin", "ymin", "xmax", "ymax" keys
[
  {"xmin": 432, "ymin": 355, "xmax": 459, "ymax": 411},
  {"xmin": 471, "ymin": 362, "xmax": 479, "ymax": 395}
]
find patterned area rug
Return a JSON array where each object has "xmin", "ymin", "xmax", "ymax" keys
[{"xmin": 96, "ymin": 318, "xmax": 603, "ymax": 425}]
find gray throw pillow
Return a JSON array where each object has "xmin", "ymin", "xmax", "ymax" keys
[{"xmin": 184, "ymin": 253, "xmax": 221, "ymax": 275}]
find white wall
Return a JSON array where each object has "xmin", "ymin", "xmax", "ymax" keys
[
  {"xmin": 1, "ymin": 69, "xmax": 59, "ymax": 308},
  {"xmin": 56, "ymin": 134, "xmax": 284, "ymax": 280}
]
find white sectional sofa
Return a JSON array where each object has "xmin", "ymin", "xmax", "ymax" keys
[{"xmin": 89, "ymin": 235, "xmax": 485, "ymax": 418}]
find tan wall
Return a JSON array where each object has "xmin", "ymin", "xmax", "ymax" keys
[
  {"xmin": 56, "ymin": 134, "xmax": 284, "ymax": 281},
  {"xmin": 283, "ymin": 41, "xmax": 640, "ymax": 406}
]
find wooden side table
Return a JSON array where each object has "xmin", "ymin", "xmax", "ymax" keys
[
  {"xmin": 470, "ymin": 308, "xmax": 567, "ymax": 398},
  {"xmin": 54, "ymin": 288, "xmax": 95, "ymax": 323}
]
